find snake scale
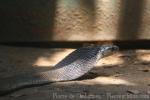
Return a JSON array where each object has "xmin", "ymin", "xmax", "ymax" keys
[{"xmin": 0, "ymin": 44, "xmax": 118, "ymax": 95}]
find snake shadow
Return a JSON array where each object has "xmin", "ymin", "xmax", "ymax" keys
[{"xmin": 76, "ymin": 71, "xmax": 101, "ymax": 81}]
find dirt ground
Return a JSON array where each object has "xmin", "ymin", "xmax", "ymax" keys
[{"xmin": 0, "ymin": 45, "xmax": 150, "ymax": 100}]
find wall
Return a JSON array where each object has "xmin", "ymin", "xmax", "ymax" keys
[{"xmin": 0, "ymin": 0, "xmax": 150, "ymax": 42}]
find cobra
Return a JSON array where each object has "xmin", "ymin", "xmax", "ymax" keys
[{"xmin": 0, "ymin": 44, "xmax": 119, "ymax": 95}]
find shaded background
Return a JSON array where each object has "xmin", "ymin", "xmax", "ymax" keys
[
  {"xmin": 0, "ymin": 0, "xmax": 150, "ymax": 42},
  {"xmin": 0, "ymin": 0, "xmax": 150, "ymax": 99}
]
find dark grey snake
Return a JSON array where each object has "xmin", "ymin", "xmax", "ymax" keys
[{"xmin": 0, "ymin": 44, "xmax": 118, "ymax": 95}]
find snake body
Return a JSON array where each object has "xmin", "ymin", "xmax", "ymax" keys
[{"xmin": 0, "ymin": 44, "xmax": 118, "ymax": 95}]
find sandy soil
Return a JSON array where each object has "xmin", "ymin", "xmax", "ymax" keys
[{"xmin": 0, "ymin": 45, "xmax": 150, "ymax": 100}]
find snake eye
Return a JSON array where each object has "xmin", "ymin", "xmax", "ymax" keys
[{"xmin": 111, "ymin": 46, "xmax": 119, "ymax": 52}]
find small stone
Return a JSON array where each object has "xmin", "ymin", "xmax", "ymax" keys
[
  {"xmin": 147, "ymin": 91, "xmax": 150, "ymax": 94},
  {"xmin": 141, "ymin": 62, "xmax": 149, "ymax": 65},
  {"xmin": 113, "ymin": 73, "xmax": 123, "ymax": 77},
  {"xmin": 142, "ymin": 69, "xmax": 149, "ymax": 72},
  {"xmin": 127, "ymin": 90, "xmax": 140, "ymax": 94},
  {"xmin": 0, "ymin": 60, "xmax": 2, "ymax": 63},
  {"xmin": 10, "ymin": 93, "xmax": 26, "ymax": 98}
]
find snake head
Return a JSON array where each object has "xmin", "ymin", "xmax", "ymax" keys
[{"xmin": 97, "ymin": 44, "xmax": 119, "ymax": 58}]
